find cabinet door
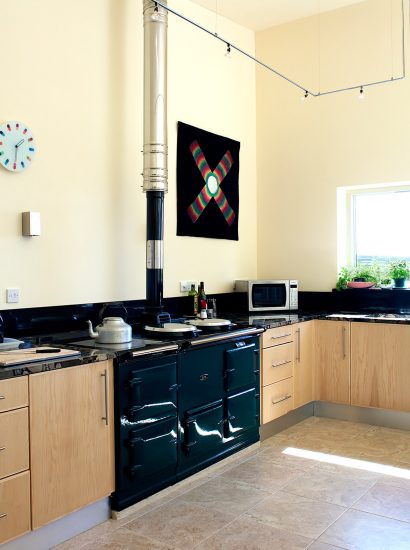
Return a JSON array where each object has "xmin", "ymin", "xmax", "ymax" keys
[
  {"xmin": 351, "ymin": 322, "xmax": 410, "ymax": 412},
  {"xmin": 0, "ymin": 471, "xmax": 31, "ymax": 544},
  {"xmin": 315, "ymin": 320, "xmax": 350, "ymax": 404},
  {"xmin": 293, "ymin": 321, "xmax": 314, "ymax": 408},
  {"xmin": 30, "ymin": 360, "xmax": 114, "ymax": 529},
  {"xmin": 226, "ymin": 388, "xmax": 259, "ymax": 438},
  {"xmin": 224, "ymin": 342, "xmax": 259, "ymax": 392}
]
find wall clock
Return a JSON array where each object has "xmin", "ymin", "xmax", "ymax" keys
[{"xmin": 0, "ymin": 121, "xmax": 36, "ymax": 172}]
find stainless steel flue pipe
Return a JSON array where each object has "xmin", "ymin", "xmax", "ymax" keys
[{"xmin": 143, "ymin": 0, "xmax": 168, "ymax": 318}]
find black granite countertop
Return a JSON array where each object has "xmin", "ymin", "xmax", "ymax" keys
[
  {"xmin": 0, "ymin": 348, "xmax": 114, "ymax": 381},
  {"xmin": 3, "ymin": 311, "xmax": 410, "ymax": 380}
]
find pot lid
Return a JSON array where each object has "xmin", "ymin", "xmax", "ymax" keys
[
  {"xmin": 186, "ymin": 318, "xmax": 232, "ymax": 327},
  {"xmin": 144, "ymin": 322, "xmax": 197, "ymax": 333}
]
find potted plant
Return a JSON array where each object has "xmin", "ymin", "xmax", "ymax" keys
[
  {"xmin": 335, "ymin": 261, "xmax": 387, "ymax": 290},
  {"xmin": 388, "ymin": 260, "xmax": 409, "ymax": 288}
]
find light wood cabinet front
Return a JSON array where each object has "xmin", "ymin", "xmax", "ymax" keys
[
  {"xmin": 262, "ymin": 379, "xmax": 293, "ymax": 423},
  {"xmin": 0, "ymin": 470, "xmax": 31, "ymax": 544},
  {"xmin": 0, "ymin": 408, "xmax": 29, "ymax": 479},
  {"xmin": 0, "ymin": 377, "xmax": 28, "ymax": 413},
  {"xmin": 262, "ymin": 343, "xmax": 293, "ymax": 386},
  {"xmin": 293, "ymin": 321, "xmax": 314, "ymax": 408},
  {"xmin": 351, "ymin": 322, "xmax": 410, "ymax": 412},
  {"xmin": 315, "ymin": 320, "xmax": 350, "ymax": 404},
  {"xmin": 29, "ymin": 360, "xmax": 115, "ymax": 529},
  {"xmin": 262, "ymin": 325, "xmax": 294, "ymax": 348}
]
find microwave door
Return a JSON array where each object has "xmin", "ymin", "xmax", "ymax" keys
[{"xmin": 251, "ymin": 283, "xmax": 288, "ymax": 311}]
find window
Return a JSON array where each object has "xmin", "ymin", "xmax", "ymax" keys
[{"xmin": 348, "ymin": 186, "xmax": 410, "ymax": 266}]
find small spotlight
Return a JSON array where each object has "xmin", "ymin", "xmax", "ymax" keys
[
  {"xmin": 301, "ymin": 90, "xmax": 309, "ymax": 101},
  {"xmin": 359, "ymin": 86, "xmax": 365, "ymax": 99},
  {"xmin": 225, "ymin": 43, "xmax": 231, "ymax": 58}
]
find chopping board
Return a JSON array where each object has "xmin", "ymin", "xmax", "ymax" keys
[{"xmin": 0, "ymin": 347, "xmax": 81, "ymax": 366}]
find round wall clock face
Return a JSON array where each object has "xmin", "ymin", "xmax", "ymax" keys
[{"xmin": 0, "ymin": 121, "xmax": 36, "ymax": 172}]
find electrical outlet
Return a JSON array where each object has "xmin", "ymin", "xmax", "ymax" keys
[
  {"xmin": 180, "ymin": 281, "xmax": 196, "ymax": 293},
  {"xmin": 6, "ymin": 288, "xmax": 20, "ymax": 303}
]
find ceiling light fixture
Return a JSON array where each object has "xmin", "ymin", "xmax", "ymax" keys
[
  {"xmin": 153, "ymin": 0, "xmax": 406, "ymax": 98},
  {"xmin": 225, "ymin": 43, "xmax": 231, "ymax": 58},
  {"xmin": 301, "ymin": 90, "xmax": 309, "ymax": 101},
  {"xmin": 359, "ymin": 86, "xmax": 365, "ymax": 99}
]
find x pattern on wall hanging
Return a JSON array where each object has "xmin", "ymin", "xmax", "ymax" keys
[{"xmin": 177, "ymin": 121, "xmax": 240, "ymax": 241}]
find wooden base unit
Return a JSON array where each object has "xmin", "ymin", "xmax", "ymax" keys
[
  {"xmin": 263, "ymin": 343, "xmax": 293, "ymax": 386},
  {"xmin": 351, "ymin": 322, "xmax": 410, "ymax": 412},
  {"xmin": 0, "ymin": 471, "xmax": 31, "ymax": 545},
  {"xmin": 262, "ymin": 378, "xmax": 293, "ymax": 423},
  {"xmin": 0, "ymin": 377, "xmax": 28, "ymax": 413},
  {"xmin": 0, "ymin": 408, "xmax": 29, "ymax": 479},
  {"xmin": 262, "ymin": 326, "xmax": 294, "ymax": 348},
  {"xmin": 30, "ymin": 360, "xmax": 115, "ymax": 529},
  {"xmin": 315, "ymin": 320, "xmax": 350, "ymax": 404}
]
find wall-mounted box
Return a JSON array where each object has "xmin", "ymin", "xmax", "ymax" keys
[{"xmin": 22, "ymin": 212, "xmax": 41, "ymax": 236}]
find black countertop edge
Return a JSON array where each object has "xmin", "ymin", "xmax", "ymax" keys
[{"xmin": 0, "ymin": 350, "xmax": 114, "ymax": 381}]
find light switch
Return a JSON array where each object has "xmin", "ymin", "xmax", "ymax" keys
[{"xmin": 22, "ymin": 211, "xmax": 41, "ymax": 236}]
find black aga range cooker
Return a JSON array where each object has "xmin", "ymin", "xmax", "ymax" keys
[{"xmin": 75, "ymin": 326, "xmax": 262, "ymax": 511}]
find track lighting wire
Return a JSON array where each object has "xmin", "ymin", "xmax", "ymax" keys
[{"xmin": 153, "ymin": 0, "xmax": 406, "ymax": 97}]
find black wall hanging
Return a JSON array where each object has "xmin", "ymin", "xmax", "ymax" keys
[{"xmin": 177, "ymin": 121, "xmax": 240, "ymax": 241}]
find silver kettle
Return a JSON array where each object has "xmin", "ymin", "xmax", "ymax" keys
[{"xmin": 87, "ymin": 317, "xmax": 132, "ymax": 344}]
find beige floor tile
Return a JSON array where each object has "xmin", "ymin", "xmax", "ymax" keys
[
  {"xmin": 318, "ymin": 509, "xmax": 410, "ymax": 550},
  {"xmin": 79, "ymin": 527, "xmax": 178, "ymax": 550},
  {"xmin": 282, "ymin": 467, "xmax": 378, "ymax": 507},
  {"xmin": 307, "ymin": 542, "xmax": 344, "ymax": 550},
  {"xmin": 172, "ymin": 476, "xmax": 271, "ymax": 515},
  {"xmin": 219, "ymin": 453, "xmax": 305, "ymax": 492},
  {"xmin": 353, "ymin": 478, "xmax": 410, "ymax": 522},
  {"xmin": 126, "ymin": 500, "xmax": 237, "ymax": 549},
  {"xmin": 53, "ymin": 519, "xmax": 128, "ymax": 549},
  {"xmin": 245, "ymin": 490, "xmax": 346, "ymax": 540},
  {"xmin": 195, "ymin": 515, "xmax": 312, "ymax": 550},
  {"xmin": 258, "ymin": 443, "xmax": 318, "ymax": 471}
]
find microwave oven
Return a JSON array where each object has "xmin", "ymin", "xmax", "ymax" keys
[{"xmin": 234, "ymin": 280, "xmax": 298, "ymax": 312}]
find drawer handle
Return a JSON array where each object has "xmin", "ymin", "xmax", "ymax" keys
[
  {"xmin": 0, "ymin": 447, "xmax": 5, "ymax": 452},
  {"xmin": 271, "ymin": 333, "xmax": 291, "ymax": 340},
  {"xmin": 0, "ymin": 513, "xmax": 7, "ymax": 519},
  {"xmin": 101, "ymin": 370, "xmax": 109, "ymax": 426},
  {"xmin": 272, "ymin": 394, "xmax": 292, "ymax": 405},
  {"xmin": 0, "ymin": 396, "xmax": 5, "ymax": 400},
  {"xmin": 271, "ymin": 359, "xmax": 292, "ymax": 368}
]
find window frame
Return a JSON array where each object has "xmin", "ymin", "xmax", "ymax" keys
[{"xmin": 343, "ymin": 183, "xmax": 410, "ymax": 267}]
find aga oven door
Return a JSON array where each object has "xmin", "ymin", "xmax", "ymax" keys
[
  {"xmin": 225, "ymin": 387, "xmax": 259, "ymax": 439},
  {"xmin": 224, "ymin": 341, "xmax": 259, "ymax": 393},
  {"xmin": 180, "ymin": 401, "xmax": 224, "ymax": 462}
]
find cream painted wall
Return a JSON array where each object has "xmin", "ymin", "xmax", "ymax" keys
[
  {"xmin": 256, "ymin": 0, "xmax": 409, "ymax": 291},
  {"xmin": 0, "ymin": 0, "xmax": 256, "ymax": 309}
]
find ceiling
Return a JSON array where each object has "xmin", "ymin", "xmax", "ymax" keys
[{"xmin": 189, "ymin": 0, "xmax": 367, "ymax": 31}]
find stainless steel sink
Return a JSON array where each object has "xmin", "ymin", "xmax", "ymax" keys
[{"xmin": 327, "ymin": 313, "xmax": 410, "ymax": 321}]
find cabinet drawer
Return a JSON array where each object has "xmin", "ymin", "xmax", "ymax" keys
[
  {"xmin": 0, "ymin": 377, "xmax": 28, "ymax": 413},
  {"xmin": 262, "ymin": 378, "xmax": 293, "ymax": 424},
  {"xmin": 0, "ymin": 408, "xmax": 29, "ymax": 479},
  {"xmin": 263, "ymin": 343, "xmax": 293, "ymax": 386},
  {"xmin": 0, "ymin": 470, "xmax": 31, "ymax": 544},
  {"xmin": 262, "ymin": 326, "xmax": 293, "ymax": 348}
]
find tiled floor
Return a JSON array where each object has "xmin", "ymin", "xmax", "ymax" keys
[{"xmin": 55, "ymin": 417, "xmax": 410, "ymax": 549}]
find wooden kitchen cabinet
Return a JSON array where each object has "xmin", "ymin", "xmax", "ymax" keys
[
  {"xmin": 351, "ymin": 322, "xmax": 410, "ymax": 412},
  {"xmin": 315, "ymin": 320, "xmax": 350, "ymax": 404},
  {"xmin": 261, "ymin": 325, "xmax": 294, "ymax": 424},
  {"xmin": 0, "ymin": 471, "xmax": 31, "ymax": 544},
  {"xmin": 29, "ymin": 360, "xmax": 115, "ymax": 529},
  {"xmin": 293, "ymin": 321, "xmax": 314, "ymax": 408},
  {"xmin": 0, "ymin": 376, "xmax": 31, "ymax": 545}
]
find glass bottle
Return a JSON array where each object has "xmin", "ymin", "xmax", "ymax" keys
[{"xmin": 188, "ymin": 284, "xmax": 198, "ymax": 316}]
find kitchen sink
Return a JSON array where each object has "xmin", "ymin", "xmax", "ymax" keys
[{"xmin": 327, "ymin": 313, "xmax": 410, "ymax": 321}]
